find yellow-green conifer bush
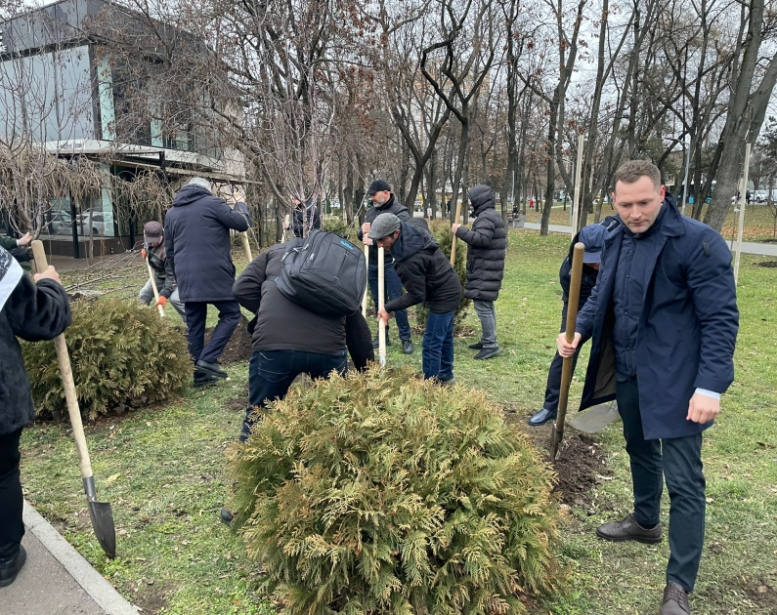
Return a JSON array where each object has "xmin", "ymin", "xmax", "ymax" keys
[
  {"xmin": 228, "ymin": 367, "xmax": 562, "ymax": 615},
  {"xmin": 22, "ymin": 298, "xmax": 191, "ymax": 420}
]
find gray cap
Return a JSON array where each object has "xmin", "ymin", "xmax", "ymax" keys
[{"xmin": 368, "ymin": 213, "xmax": 401, "ymax": 240}]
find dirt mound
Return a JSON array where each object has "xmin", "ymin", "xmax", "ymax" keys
[
  {"xmin": 204, "ymin": 315, "xmax": 253, "ymax": 364},
  {"xmin": 756, "ymin": 260, "xmax": 777, "ymax": 268},
  {"xmin": 551, "ymin": 433, "xmax": 610, "ymax": 506}
]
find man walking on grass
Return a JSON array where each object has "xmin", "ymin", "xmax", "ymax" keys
[
  {"xmin": 557, "ymin": 160, "xmax": 738, "ymax": 615},
  {"xmin": 452, "ymin": 184, "xmax": 506, "ymax": 360}
]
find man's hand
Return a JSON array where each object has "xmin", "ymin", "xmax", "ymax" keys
[
  {"xmin": 361, "ymin": 222, "xmax": 371, "ymax": 236},
  {"xmin": 155, "ymin": 296, "xmax": 167, "ymax": 308},
  {"xmin": 141, "ymin": 248, "xmax": 147, "ymax": 259},
  {"xmin": 363, "ymin": 237, "xmax": 373, "ymax": 246},
  {"xmin": 451, "ymin": 223, "xmax": 461, "ymax": 234},
  {"xmin": 687, "ymin": 392, "xmax": 720, "ymax": 424},
  {"xmin": 556, "ymin": 332, "xmax": 582, "ymax": 357},
  {"xmin": 377, "ymin": 307, "xmax": 391, "ymax": 326},
  {"xmin": 34, "ymin": 265, "xmax": 62, "ymax": 285},
  {"xmin": 17, "ymin": 232, "xmax": 32, "ymax": 247},
  {"xmin": 233, "ymin": 189, "xmax": 246, "ymax": 204}
]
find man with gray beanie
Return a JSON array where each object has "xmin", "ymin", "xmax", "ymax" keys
[
  {"xmin": 370, "ymin": 213, "xmax": 461, "ymax": 383},
  {"xmin": 164, "ymin": 177, "xmax": 251, "ymax": 386},
  {"xmin": 138, "ymin": 221, "xmax": 186, "ymax": 319},
  {"xmin": 357, "ymin": 179, "xmax": 414, "ymax": 354}
]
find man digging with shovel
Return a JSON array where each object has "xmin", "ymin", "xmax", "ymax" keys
[{"xmin": 556, "ymin": 161, "xmax": 739, "ymax": 615}]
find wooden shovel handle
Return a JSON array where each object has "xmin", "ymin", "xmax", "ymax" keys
[
  {"xmin": 145, "ymin": 257, "xmax": 165, "ymax": 318},
  {"xmin": 241, "ymin": 232, "xmax": 252, "ymax": 262},
  {"xmin": 555, "ymin": 243, "xmax": 586, "ymax": 428},
  {"xmin": 450, "ymin": 200, "xmax": 462, "ymax": 266},
  {"xmin": 362, "ymin": 245, "xmax": 369, "ymax": 318},
  {"xmin": 30, "ymin": 241, "xmax": 94, "ymax": 480},
  {"xmin": 377, "ymin": 247, "xmax": 386, "ymax": 366}
]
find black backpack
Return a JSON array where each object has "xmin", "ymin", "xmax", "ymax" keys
[{"xmin": 275, "ymin": 229, "xmax": 367, "ymax": 317}]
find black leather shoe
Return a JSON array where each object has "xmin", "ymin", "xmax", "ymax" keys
[
  {"xmin": 468, "ymin": 342, "xmax": 483, "ymax": 350},
  {"xmin": 220, "ymin": 508, "xmax": 235, "ymax": 528},
  {"xmin": 659, "ymin": 582, "xmax": 690, "ymax": 614},
  {"xmin": 195, "ymin": 360, "xmax": 228, "ymax": 379},
  {"xmin": 528, "ymin": 408, "xmax": 557, "ymax": 427},
  {"xmin": 193, "ymin": 372, "xmax": 220, "ymax": 387},
  {"xmin": 474, "ymin": 347, "xmax": 501, "ymax": 360},
  {"xmin": 402, "ymin": 339, "xmax": 415, "ymax": 354},
  {"xmin": 0, "ymin": 546, "xmax": 27, "ymax": 588},
  {"xmin": 596, "ymin": 513, "xmax": 663, "ymax": 544}
]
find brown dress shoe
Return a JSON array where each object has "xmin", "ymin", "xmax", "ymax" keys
[
  {"xmin": 596, "ymin": 513, "xmax": 663, "ymax": 544},
  {"xmin": 659, "ymin": 582, "xmax": 690, "ymax": 614}
]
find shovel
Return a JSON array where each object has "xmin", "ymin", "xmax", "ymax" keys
[
  {"xmin": 31, "ymin": 241, "xmax": 117, "ymax": 559},
  {"xmin": 362, "ymin": 244, "xmax": 369, "ymax": 318},
  {"xmin": 549, "ymin": 242, "xmax": 585, "ymax": 460},
  {"xmin": 144, "ymin": 255, "xmax": 165, "ymax": 319},
  {"xmin": 570, "ymin": 402, "xmax": 620, "ymax": 434},
  {"xmin": 377, "ymin": 246, "xmax": 386, "ymax": 367},
  {"xmin": 450, "ymin": 199, "xmax": 462, "ymax": 266}
]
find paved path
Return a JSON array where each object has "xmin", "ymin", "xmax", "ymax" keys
[
  {"xmin": 0, "ymin": 503, "xmax": 138, "ymax": 615},
  {"xmin": 523, "ymin": 222, "xmax": 777, "ymax": 257}
]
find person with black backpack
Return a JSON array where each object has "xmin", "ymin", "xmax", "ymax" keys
[{"xmin": 232, "ymin": 231, "xmax": 374, "ymax": 442}]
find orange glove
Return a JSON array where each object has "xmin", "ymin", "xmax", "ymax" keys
[
  {"xmin": 155, "ymin": 296, "xmax": 167, "ymax": 308},
  {"xmin": 141, "ymin": 249, "xmax": 147, "ymax": 259}
]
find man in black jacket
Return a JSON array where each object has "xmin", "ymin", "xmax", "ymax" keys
[
  {"xmin": 1, "ymin": 246, "xmax": 72, "ymax": 587},
  {"xmin": 371, "ymin": 213, "xmax": 462, "ymax": 383},
  {"xmin": 357, "ymin": 180, "xmax": 414, "ymax": 354},
  {"xmin": 452, "ymin": 184, "xmax": 507, "ymax": 360},
  {"xmin": 138, "ymin": 221, "xmax": 186, "ymax": 319},
  {"xmin": 528, "ymin": 222, "xmax": 609, "ymax": 426},
  {"xmin": 164, "ymin": 178, "xmax": 251, "ymax": 386},
  {"xmin": 286, "ymin": 195, "xmax": 321, "ymax": 238},
  {"xmin": 232, "ymin": 242, "xmax": 374, "ymax": 441}
]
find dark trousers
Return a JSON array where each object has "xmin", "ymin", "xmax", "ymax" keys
[
  {"xmin": 616, "ymin": 377, "xmax": 706, "ymax": 593},
  {"xmin": 184, "ymin": 301, "xmax": 242, "ymax": 365},
  {"xmin": 0, "ymin": 428, "xmax": 24, "ymax": 560},
  {"xmin": 543, "ymin": 303, "xmax": 583, "ymax": 411},
  {"xmin": 241, "ymin": 350, "xmax": 348, "ymax": 441},
  {"xmin": 368, "ymin": 264, "xmax": 411, "ymax": 341},
  {"xmin": 422, "ymin": 310, "xmax": 455, "ymax": 381}
]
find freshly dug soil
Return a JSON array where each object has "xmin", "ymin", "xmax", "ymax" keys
[
  {"xmin": 756, "ymin": 260, "xmax": 777, "ymax": 268},
  {"xmin": 204, "ymin": 315, "xmax": 253, "ymax": 364},
  {"xmin": 550, "ymin": 432, "xmax": 610, "ymax": 506}
]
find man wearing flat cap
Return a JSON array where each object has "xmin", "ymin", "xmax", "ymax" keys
[
  {"xmin": 370, "ymin": 213, "xmax": 462, "ymax": 383},
  {"xmin": 357, "ymin": 180, "xmax": 414, "ymax": 354},
  {"xmin": 528, "ymin": 221, "xmax": 610, "ymax": 426},
  {"xmin": 138, "ymin": 221, "xmax": 186, "ymax": 319}
]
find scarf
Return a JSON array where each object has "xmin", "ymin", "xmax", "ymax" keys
[{"xmin": 0, "ymin": 245, "xmax": 23, "ymax": 312}]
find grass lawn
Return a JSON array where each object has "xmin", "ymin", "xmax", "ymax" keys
[{"xmin": 19, "ymin": 230, "xmax": 777, "ymax": 614}]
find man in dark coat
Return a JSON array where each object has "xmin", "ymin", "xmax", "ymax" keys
[
  {"xmin": 138, "ymin": 221, "xmax": 186, "ymax": 319},
  {"xmin": 371, "ymin": 213, "xmax": 462, "ymax": 383},
  {"xmin": 286, "ymin": 195, "xmax": 321, "ymax": 238},
  {"xmin": 164, "ymin": 177, "xmax": 251, "ymax": 386},
  {"xmin": 528, "ymin": 221, "xmax": 610, "ymax": 426},
  {"xmin": 557, "ymin": 160, "xmax": 739, "ymax": 615},
  {"xmin": 1, "ymin": 246, "xmax": 71, "ymax": 587},
  {"xmin": 357, "ymin": 180, "xmax": 414, "ymax": 354},
  {"xmin": 452, "ymin": 184, "xmax": 507, "ymax": 359}
]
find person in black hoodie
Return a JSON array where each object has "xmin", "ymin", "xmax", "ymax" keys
[
  {"xmin": 164, "ymin": 178, "xmax": 251, "ymax": 386},
  {"xmin": 232, "ymin": 242, "xmax": 374, "ymax": 441},
  {"xmin": 370, "ymin": 213, "xmax": 462, "ymax": 383},
  {"xmin": 286, "ymin": 195, "xmax": 321, "ymax": 238},
  {"xmin": 357, "ymin": 180, "xmax": 414, "ymax": 354},
  {"xmin": 527, "ymin": 222, "xmax": 610, "ymax": 426},
  {"xmin": 1, "ymin": 246, "xmax": 71, "ymax": 587},
  {"xmin": 452, "ymin": 184, "xmax": 507, "ymax": 360}
]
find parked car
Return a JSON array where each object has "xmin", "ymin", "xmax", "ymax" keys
[
  {"xmin": 79, "ymin": 212, "xmax": 106, "ymax": 236},
  {"xmin": 48, "ymin": 211, "xmax": 72, "ymax": 235}
]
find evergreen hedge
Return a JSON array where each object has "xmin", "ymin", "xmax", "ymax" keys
[
  {"xmin": 22, "ymin": 298, "xmax": 191, "ymax": 420},
  {"xmin": 228, "ymin": 368, "xmax": 562, "ymax": 614}
]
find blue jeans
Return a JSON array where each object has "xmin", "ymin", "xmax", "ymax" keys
[
  {"xmin": 422, "ymin": 310, "xmax": 455, "ymax": 381},
  {"xmin": 368, "ymin": 263, "xmax": 411, "ymax": 341},
  {"xmin": 241, "ymin": 350, "xmax": 348, "ymax": 440},
  {"xmin": 184, "ymin": 300, "xmax": 242, "ymax": 365}
]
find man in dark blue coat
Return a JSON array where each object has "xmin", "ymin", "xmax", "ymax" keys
[
  {"xmin": 557, "ymin": 160, "xmax": 738, "ymax": 615},
  {"xmin": 164, "ymin": 178, "xmax": 251, "ymax": 386}
]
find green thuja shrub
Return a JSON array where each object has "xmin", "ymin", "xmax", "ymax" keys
[
  {"xmin": 23, "ymin": 298, "xmax": 191, "ymax": 420},
  {"xmin": 228, "ymin": 367, "xmax": 563, "ymax": 615},
  {"xmin": 323, "ymin": 216, "xmax": 357, "ymax": 242},
  {"xmin": 416, "ymin": 219, "xmax": 470, "ymax": 327}
]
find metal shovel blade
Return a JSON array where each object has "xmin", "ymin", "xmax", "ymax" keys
[
  {"xmin": 84, "ymin": 477, "xmax": 116, "ymax": 559},
  {"xmin": 570, "ymin": 403, "xmax": 620, "ymax": 434}
]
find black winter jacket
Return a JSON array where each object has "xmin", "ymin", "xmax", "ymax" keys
[
  {"xmin": 356, "ymin": 194, "xmax": 410, "ymax": 263},
  {"xmin": 232, "ymin": 243, "xmax": 374, "ymax": 371},
  {"xmin": 386, "ymin": 221, "xmax": 462, "ymax": 314},
  {"xmin": 455, "ymin": 184, "xmax": 506, "ymax": 301},
  {"xmin": 1, "ymin": 248, "xmax": 71, "ymax": 435},
  {"xmin": 144, "ymin": 241, "xmax": 177, "ymax": 299},
  {"xmin": 291, "ymin": 202, "xmax": 321, "ymax": 238},
  {"xmin": 164, "ymin": 185, "xmax": 250, "ymax": 303}
]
